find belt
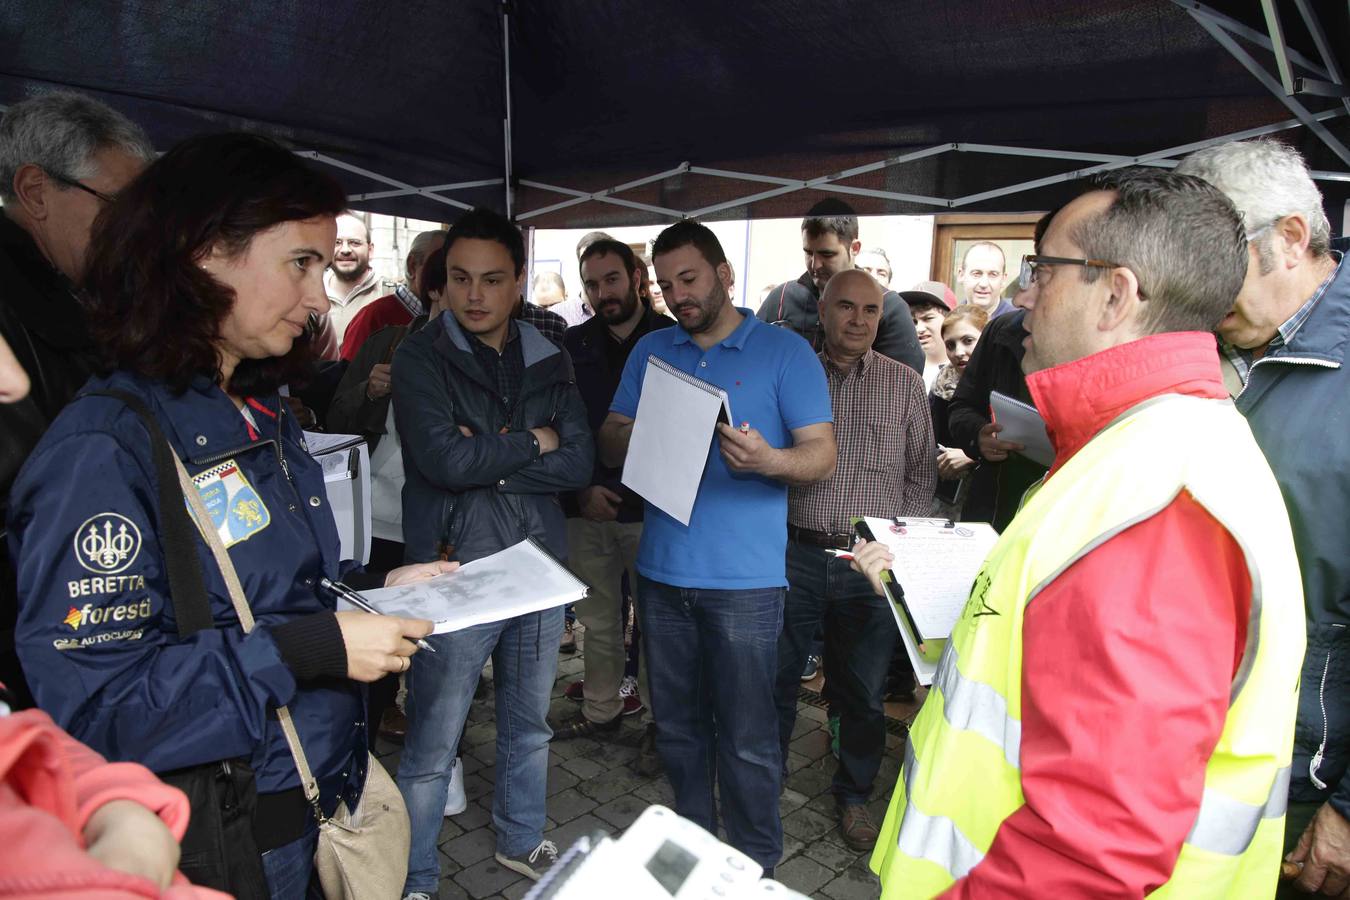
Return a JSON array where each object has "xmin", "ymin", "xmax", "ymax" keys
[{"xmin": 788, "ymin": 525, "xmax": 853, "ymax": 549}]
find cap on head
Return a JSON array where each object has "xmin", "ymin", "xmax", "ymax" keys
[{"xmin": 901, "ymin": 280, "xmax": 957, "ymax": 311}]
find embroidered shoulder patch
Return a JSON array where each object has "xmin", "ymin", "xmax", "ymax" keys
[{"xmin": 188, "ymin": 459, "xmax": 271, "ymax": 548}]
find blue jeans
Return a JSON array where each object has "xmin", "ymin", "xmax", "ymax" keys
[
  {"xmin": 637, "ymin": 576, "xmax": 784, "ymax": 869},
  {"xmin": 775, "ymin": 541, "xmax": 898, "ymax": 805},
  {"xmin": 260, "ymin": 826, "xmax": 321, "ymax": 900},
  {"xmin": 397, "ymin": 607, "xmax": 563, "ymax": 894}
]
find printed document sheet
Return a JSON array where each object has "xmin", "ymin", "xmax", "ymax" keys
[
  {"xmin": 858, "ymin": 515, "xmax": 999, "ymax": 685},
  {"xmin": 340, "ymin": 539, "xmax": 588, "ymax": 634}
]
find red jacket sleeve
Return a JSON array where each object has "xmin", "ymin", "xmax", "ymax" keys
[
  {"xmin": 943, "ymin": 491, "xmax": 1251, "ymax": 899},
  {"xmin": 339, "ymin": 306, "xmax": 377, "ymax": 361}
]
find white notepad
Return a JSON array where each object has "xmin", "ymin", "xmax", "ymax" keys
[
  {"xmin": 621, "ymin": 356, "xmax": 734, "ymax": 526},
  {"xmin": 340, "ymin": 539, "xmax": 588, "ymax": 634},
  {"xmin": 990, "ymin": 391, "xmax": 1054, "ymax": 467}
]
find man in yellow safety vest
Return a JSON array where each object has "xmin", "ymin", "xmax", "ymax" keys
[{"xmin": 859, "ymin": 167, "xmax": 1305, "ymax": 898}]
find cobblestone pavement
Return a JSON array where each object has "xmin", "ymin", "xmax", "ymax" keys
[{"xmin": 375, "ymin": 642, "xmax": 919, "ymax": 899}]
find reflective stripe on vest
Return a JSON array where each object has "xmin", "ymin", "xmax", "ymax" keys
[
  {"xmin": 931, "ymin": 642, "xmax": 1021, "ymax": 769},
  {"xmin": 874, "ymin": 395, "xmax": 1305, "ymax": 899},
  {"xmin": 1187, "ymin": 765, "xmax": 1291, "ymax": 856}
]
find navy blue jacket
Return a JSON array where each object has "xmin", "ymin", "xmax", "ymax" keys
[
  {"xmin": 392, "ymin": 312, "xmax": 593, "ymax": 565},
  {"xmin": 7, "ymin": 372, "xmax": 366, "ymax": 809},
  {"xmin": 1235, "ymin": 257, "xmax": 1350, "ymax": 816}
]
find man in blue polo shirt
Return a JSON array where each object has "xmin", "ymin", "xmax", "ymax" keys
[{"xmin": 599, "ymin": 220, "xmax": 836, "ymax": 873}]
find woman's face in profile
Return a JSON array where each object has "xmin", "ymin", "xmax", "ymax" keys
[{"xmin": 204, "ymin": 216, "xmax": 337, "ymax": 372}]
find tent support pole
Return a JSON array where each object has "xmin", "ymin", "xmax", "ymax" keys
[
  {"xmin": 1258, "ymin": 0, "xmax": 1297, "ymax": 94},
  {"xmin": 1291, "ymin": 0, "xmax": 1350, "ymax": 114},
  {"xmin": 350, "ymin": 178, "xmax": 504, "ymax": 202},
  {"xmin": 502, "ymin": 0, "xmax": 515, "ymax": 218},
  {"xmin": 298, "ymin": 151, "xmax": 473, "ymax": 210},
  {"xmin": 1187, "ymin": 8, "xmax": 1350, "ymax": 167},
  {"xmin": 1171, "ymin": 0, "xmax": 1331, "ymax": 78}
]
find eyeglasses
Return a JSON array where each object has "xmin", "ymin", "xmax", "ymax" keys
[
  {"xmin": 1018, "ymin": 254, "xmax": 1121, "ymax": 291},
  {"xmin": 335, "ymin": 238, "xmax": 367, "ymax": 250},
  {"xmin": 44, "ymin": 169, "xmax": 115, "ymax": 204}
]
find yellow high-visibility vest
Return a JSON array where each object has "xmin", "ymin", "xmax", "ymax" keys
[{"xmin": 871, "ymin": 394, "xmax": 1305, "ymax": 899}]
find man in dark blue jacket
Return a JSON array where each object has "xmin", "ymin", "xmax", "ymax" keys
[
  {"xmin": 756, "ymin": 202, "xmax": 924, "ymax": 374},
  {"xmin": 392, "ymin": 209, "xmax": 593, "ymax": 890},
  {"xmin": 1178, "ymin": 140, "xmax": 1350, "ymax": 898},
  {"xmin": 554, "ymin": 239, "xmax": 672, "ymax": 762}
]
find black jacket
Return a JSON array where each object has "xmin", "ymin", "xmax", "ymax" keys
[
  {"xmin": 327, "ymin": 316, "xmax": 422, "ymax": 452},
  {"xmin": 561, "ymin": 308, "xmax": 674, "ymax": 521},
  {"xmin": 392, "ymin": 312, "xmax": 593, "ymax": 565},
  {"xmin": 945, "ymin": 309, "xmax": 1047, "ymax": 531},
  {"xmin": 0, "ymin": 212, "xmax": 96, "ymax": 708},
  {"xmin": 755, "ymin": 271, "xmax": 924, "ymax": 374}
]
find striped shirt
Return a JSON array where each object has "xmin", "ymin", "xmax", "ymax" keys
[{"xmin": 789, "ymin": 349, "xmax": 936, "ymax": 534}]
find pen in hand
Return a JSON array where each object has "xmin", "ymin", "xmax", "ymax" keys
[{"xmin": 318, "ymin": 577, "xmax": 437, "ymax": 653}]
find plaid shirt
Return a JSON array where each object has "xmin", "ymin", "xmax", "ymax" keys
[
  {"xmin": 468, "ymin": 320, "xmax": 525, "ymax": 413},
  {"xmin": 518, "ymin": 302, "xmax": 568, "ymax": 347},
  {"xmin": 789, "ymin": 349, "xmax": 936, "ymax": 533},
  {"xmin": 1221, "ymin": 252, "xmax": 1342, "ymax": 386}
]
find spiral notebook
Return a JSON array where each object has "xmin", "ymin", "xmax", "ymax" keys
[{"xmin": 622, "ymin": 356, "xmax": 735, "ymax": 525}]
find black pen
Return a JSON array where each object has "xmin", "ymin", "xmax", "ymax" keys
[{"xmin": 318, "ymin": 577, "xmax": 437, "ymax": 653}]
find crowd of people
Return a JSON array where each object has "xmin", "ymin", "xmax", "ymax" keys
[{"xmin": 0, "ymin": 88, "xmax": 1347, "ymax": 900}]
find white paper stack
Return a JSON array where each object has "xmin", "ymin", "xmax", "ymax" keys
[
  {"xmin": 341, "ymin": 539, "xmax": 588, "ymax": 634},
  {"xmin": 621, "ymin": 356, "xmax": 734, "ymax": 525}
]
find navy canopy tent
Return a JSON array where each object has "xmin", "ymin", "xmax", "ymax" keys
[{"xmin": 2, "ymin": 0, "xmax": 1348, "ymax": 228}]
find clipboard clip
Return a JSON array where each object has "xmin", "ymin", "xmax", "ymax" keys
[{"xmin": 890, "ymin": 517, "xmax": 957, "ymax": 530}]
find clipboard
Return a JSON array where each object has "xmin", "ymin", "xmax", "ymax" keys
[{"xmin": 854, "ymin": 518, "xmax": 942, "ymax": 665}]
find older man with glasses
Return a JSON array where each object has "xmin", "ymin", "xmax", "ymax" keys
[{"xmin": 0, "ymin": 90, "xmax": 154, "ymax": 708}]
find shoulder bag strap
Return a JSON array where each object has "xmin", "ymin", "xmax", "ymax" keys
[
  {"xmin": 84, "ymin": 390, "xmax": 216, "ymax": 638},
  {"xmin": 169, "ymin": 451, "xmax": 328, "ymax": 820}
]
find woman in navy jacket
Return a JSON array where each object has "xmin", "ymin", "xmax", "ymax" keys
[{"xmin": 5, "ymin": 134, "xmax": 448, "ymax": 898}]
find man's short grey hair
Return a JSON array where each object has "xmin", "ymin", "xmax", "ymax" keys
[
  {"xmin": 1175, "ymin": 139, "xmax": 1330, "ymax": 267},
  {"xmin": 407, "ymin": 229, "xmax": 446, "ymax": 267},
  {"xmin": 0, "ymin": 91, "xmax": 154, "ymax": 203},
  {"xmin": 1071, "ymin": 168, "xmax": 1248, "ymax": 335}
]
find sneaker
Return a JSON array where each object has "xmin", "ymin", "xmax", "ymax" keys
[
  {"xmin": 800, "ymin": 654, "xmax": 820, "ymax": 681},
  {"xmin": 635, "ymin": 723, "xmax": 663, "ymax": 776},
  {"xmin": 550, "ymin": 711, "xmax": 622, "ymax": 741},
  {"xmin": 838, "ymin": 801, "xmax": 880, "ymax": 851},
  {"xmin": 495, "ymin": 840, "xmax": 559, "ymax": 881},
  {"xmin": 403, "ymin": 893, "xmax": 432, "ymax": 900},
  {"xmin": 619, "ymin": 675, "xmax": 645, "ymax": 716},
  {"xmin": 828, "ymin": 714, "xmax": 840, "ymax": 760},
  {"xmin": 559, "ymin": 619, "xmax": 577, "ymax": 654},
  {"xmin": 443, "ymin": 757, "xmax": 466, "ymax": 815},
  {"xmin": 564, "ymin": 679, "xmax": 584, "ymax": 701}
]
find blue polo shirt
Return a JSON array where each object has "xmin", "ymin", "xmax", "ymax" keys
[{"xmin": 610, "ymin": 309, "xmax": 832, "ymax": 588}]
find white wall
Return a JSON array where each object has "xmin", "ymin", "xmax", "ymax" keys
[{"xmin": 528, "ymin": 215, "xmax": 935, "ymax": 309}]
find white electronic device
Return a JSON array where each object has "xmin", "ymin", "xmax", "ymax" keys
[{"xmin": 525, "ymin": 805, "xmax": 809, "ymax": 900}]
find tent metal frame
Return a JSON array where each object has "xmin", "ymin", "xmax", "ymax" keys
[{"xmin": 299, "ymin": 0, "xmax": 1350, "ymax": 223}]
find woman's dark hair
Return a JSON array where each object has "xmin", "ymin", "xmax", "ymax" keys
[
  {"xmin": 82, "ymin": 132, "xmax": 348, "ymax": 394},
  {"xmin": 419, "ymin": 237, "xmax": 449, "ymax": 305}
]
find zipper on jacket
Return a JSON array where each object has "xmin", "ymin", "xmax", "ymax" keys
[
  {"xmin": 1311, "ymin": 633, "xmax": 1342, "ymax": 789},
  {"xmin": 1237, "ymin": 355, "xmax": 1339, "ymax": 401}
]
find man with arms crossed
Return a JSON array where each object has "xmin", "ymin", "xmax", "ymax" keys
[{"xmin": 599, "ymin": 220, "xmax": 836, "ymax": 874}]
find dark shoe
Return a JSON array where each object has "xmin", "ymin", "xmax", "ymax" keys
[
  {"xmin": 559, "ymin": 619, "xmax": 577, "ymax": 654},
  {"xmin": 801, "ymin": 654, "xmax": 820, "ymax": 681},
  {"xmin": 564, "ymin": 679, "xmax": 584, "ymax": 701},
  {"xmin": 838, "ymin": 802, "xmax": 880, "ymax": 852},
  {"xmin": 495, "ymin": 840, "xmax": 559, "ymax": 881},
  {"xmin": 378, "ymin": 706, "xmax": 408, "ymax": 741},
  {"xmin": 551, "ymin": 711, "xmax": 622, "ymax": 741},
  {"xmin": 635, "ymin": 723, "xmax": 664, "ymax": 776}
]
